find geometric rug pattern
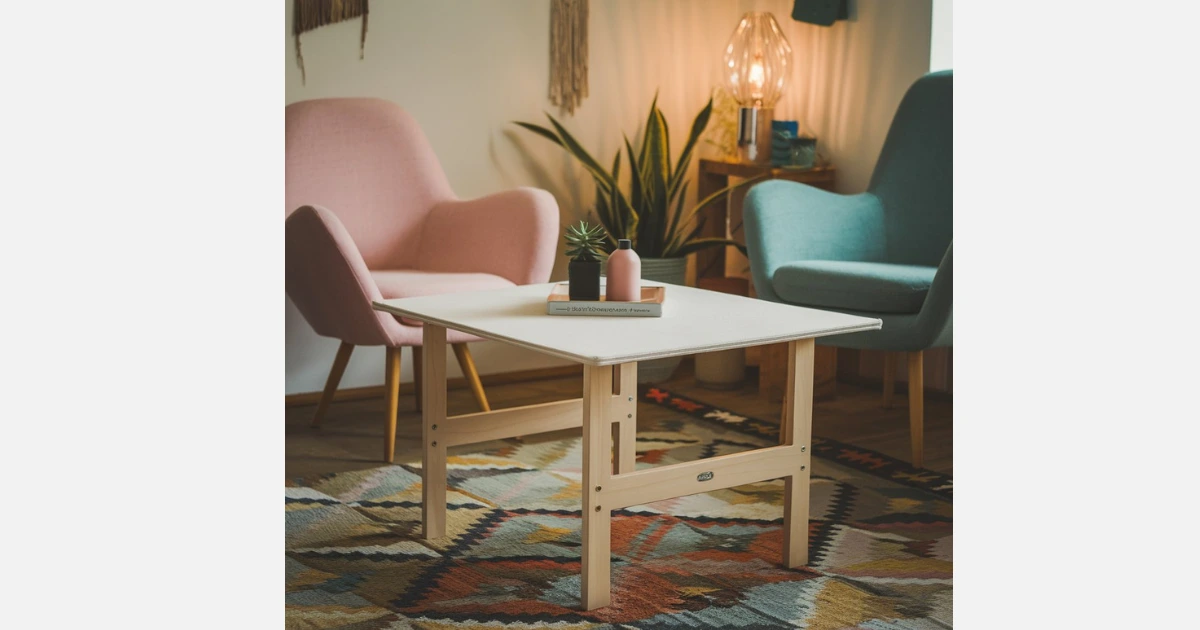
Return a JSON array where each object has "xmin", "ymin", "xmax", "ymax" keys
[{"xmin": 287, "ymin": 386, "xmax": 952, "ymax": 628}]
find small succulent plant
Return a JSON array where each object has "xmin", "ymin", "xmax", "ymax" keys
[{"xmin": 565, "ymin": 221, "xmax": 608, "ymax": 263}]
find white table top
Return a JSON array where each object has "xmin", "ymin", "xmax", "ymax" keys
[{"xmin": 373, "ymin": 282, "xmax": 881, "ymax": 366}]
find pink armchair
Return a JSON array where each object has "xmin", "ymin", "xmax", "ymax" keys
[{"xmin": 286, "ymin": 98, "xmax": 559, "ymax": 462}]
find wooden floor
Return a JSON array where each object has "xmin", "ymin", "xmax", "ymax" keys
[{"xmin": 285, "ymin": 362, "xmax": 953, "ymax": 481}]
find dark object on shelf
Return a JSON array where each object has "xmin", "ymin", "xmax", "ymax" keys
[
  {"xmin": 568, "ymin": 260, "xmax": 602, "ymax": 300},
  {"xmin": 782, "ymin": 135, "xmax": 817, "ymax": 169},
  {"xmin": 791, "ymin": 0, "xmax": 848, "ymax": 26}
]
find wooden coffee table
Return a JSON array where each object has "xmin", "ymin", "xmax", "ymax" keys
[{"xmin": 373, "ymin": 282, "xmax": 880, "ymax": 610}]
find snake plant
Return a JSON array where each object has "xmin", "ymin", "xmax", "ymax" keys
[{"xmin": 516, "ymin": 96, "xmax": 764, "ymax": 259}]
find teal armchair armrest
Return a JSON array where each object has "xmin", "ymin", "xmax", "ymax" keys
[
  {"xmin": 743, "ymin": 180, "xmax": 887, "ymax": 303},
  {"xmin": 918, "ymin": 242, "xmax": 953, "ymax": 348}
]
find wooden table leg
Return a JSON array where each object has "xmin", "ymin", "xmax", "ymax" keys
[
  {"xmin": 612, "ymin": 362, "xmax": 637, "ymax": 475},
  {"xmin": 413, "ymin": 346, "xmax": 423, "ymax": 412},
  {"xmin": 582, "ymin": 364, "xmax": 613, "ymax": 610},
  {"xmin": 422, "ymin": 325, "xmax": 448, "ymax": 540},
  {"xmin": 782, "ymin": 338, "xmax": 815, "ymax": 568}
]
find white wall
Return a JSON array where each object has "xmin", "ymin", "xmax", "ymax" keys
[
  {"xmin": 284, "ymin": 0, "xmax": 932, "ymax": 395},
  {"xmin": 930, "ymin": 0, "xmax": 953, "ymax": 71}
]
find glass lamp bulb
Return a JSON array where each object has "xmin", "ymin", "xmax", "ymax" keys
[{"xmin": 722, "ymin": 12, "xmax": 793, "ymax": 108}]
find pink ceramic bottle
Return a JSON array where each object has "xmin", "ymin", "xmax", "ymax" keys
[{"xmin": 605, "ymin": 239, "xmax": 641, "ymax": 302}]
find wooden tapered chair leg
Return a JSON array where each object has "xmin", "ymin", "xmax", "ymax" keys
[
  {"xmin": 451, "ymin": 343, "xmax": 490, "ymax": 412},
  {"xmin": 384, "ymin": 346, "xmax": 402, "ymax": 463},
  {"xmin": 907, "ymin": 350, "xmax": 924, "ymax": 469},
  {"xmin": 412, "ymin": 346, "xmax": 423, "ymax": 412},
  {"xmin": 312, "ymin": 342, "xmax": 354, "ymax": 427},
  {"xmin": 882, "ymin": 351, "xmax": 896, "ymax": 408}
]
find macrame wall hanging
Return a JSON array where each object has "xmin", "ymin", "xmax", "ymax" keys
[
  {"xmin": 293, "ymin": 0, "xmax": 370, "ymax": 85},
  {"xmin": 549, "ymin": 0, "xmax": 589, "ymax": 114}
]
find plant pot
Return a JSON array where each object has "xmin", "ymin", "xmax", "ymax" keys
[
  {"xmin": 568, "ymin": 260, "xmax": 601, "ymax": 300},
  {"xmin": 603, "ymin": 256, "xmax": 689, "ymax": 383}
]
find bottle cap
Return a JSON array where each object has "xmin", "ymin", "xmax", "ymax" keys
[{"xmin": 618, "ymin": 239, "xmax": 632, "ymax": 250}]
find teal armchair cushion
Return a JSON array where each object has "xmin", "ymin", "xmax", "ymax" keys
[
  {"xmin": 772, "ymin": 260, "xmax": 936, "ymax": 314},
  {"xmin": 742, "ymin": 70, "xmax": 953, "ymax": 353}
]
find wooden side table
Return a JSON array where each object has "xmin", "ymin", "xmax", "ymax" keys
[{"xmin": 694, "ymin": 159, "xmax": 839, "ymax": 401}]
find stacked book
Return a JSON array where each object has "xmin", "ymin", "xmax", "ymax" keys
[{"xmin": 546, "ymin": 283, "xmax": 665, "ymax": 317}]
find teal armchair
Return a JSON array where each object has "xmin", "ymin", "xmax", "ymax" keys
[{"xmin": 744, "ymin": 70, "xmax": 952, "ymax": 468}]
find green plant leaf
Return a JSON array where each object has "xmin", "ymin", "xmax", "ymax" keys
[
  {"xmin": 665, "ymin": 208, "xmax": 705, "ymax": 256},
  {"xmin": 645, "ymin": 106, "xmax": 670, "ymax": 255},
  {"xmin": 610, "ymin": 150, "xmax": 621, "ymax": 191},
  {"xmin": 543, "ymin": 113, "xmax": 617, "ymax": 191},
  {"xmin": 623, "ymin": 135, "xmax": 643, "ymax": 224},
  {"xmin": 668, "ymin": 97, "xmax": 713, "ymax": 202},
  {"xmin": 607, "ymin": 150, "xmax": 622, "ymax": 238},
  {"xmin": 670, "ymin": 237, "xmax": 748, "ymax": 258},
  {"xmin": 594, "ymin": 186, "xmax": 614, "ymax": 243},
  {"xmin": 661, "ymin": 180, "xmax": 690, "ymax": 255},
  {"xmin": 512, "ymin": 121, "xmax": 565, "ymax": 148},
  {"xmin": 637, "ymin": 93, "xmax": 658, "ymax": 176},
  {"xmin": 564, "ymin": 220, "xmax": 608, "ymax": 262}
]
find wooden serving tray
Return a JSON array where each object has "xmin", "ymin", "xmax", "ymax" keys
[{"xmin": 547, "ymin": 284, "xmax": 666, "ymax": 304}]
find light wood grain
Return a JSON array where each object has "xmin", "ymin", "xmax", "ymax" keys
[
  {"xmin": 613, "ymin": 363, "xmax": 637, "ymax": 474},
  {"xmin": 452, "ymin": 343, "xmax": 490, "ymax": 412},
  {"xmin": 783, "ymin": 338, "xmax": 815, "ymax": 568},
  {"xmin": 581, "ymin": 364, "xmax": 613, "ymax": 610},
  {"xmin": 882, "ymin": 351, "xmax": 895, "ymax": 408},
  {"xmin": 761, "ymin": 342, "xmax": 836, "ymax": 401},
  {"xmin": 383, "ymin": 346, "xmax": 401, "ymax": 462},
  {"xmin": 422, "ymin": 325, "xmax": 448, "ymax": 539},
  {"xmin": 413, "ymin": 346, "xmax": 423, "ymax": 412},
  {"xmin": 313, "ymin": 342, "xmax": 354, "ymax": 427},
  {"xmin": 604, "ymin": 444, "xmax": 801, "ymax": 509},
  {"xmin": 285, "ymin": 362, "xmax": 953, "ymax": 486},
  {"xmin": 908, "ymin": 350, "xmax": 925, "ymax": 469},
  {"xmin": 440, "ymin": 399, "xmax": 582, "ymax": 446}
]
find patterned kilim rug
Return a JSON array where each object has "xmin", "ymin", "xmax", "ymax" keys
[{"xmin": 286, "ymin": 387, "xmax": 953, "ymax": 629}]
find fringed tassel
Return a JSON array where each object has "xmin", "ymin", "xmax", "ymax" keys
[
  {"xmin": 293, "ymin": 0, "xmax": 371, "ymax": 85},
  {"xmin": 550, "ymin": 0, "xmax": 589, "ymax": 115}
]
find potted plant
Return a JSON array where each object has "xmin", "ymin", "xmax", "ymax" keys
[
  {"xmin": 515, "ymin": 95, "xmax": 765, "ymax": 285},
  {"xmin": 517, "ymin": 96, "xmax": 765, "ymax": 381},
  {"xmin": 564, "ymin": 220, "xmax": 607, "ymax": 301}
]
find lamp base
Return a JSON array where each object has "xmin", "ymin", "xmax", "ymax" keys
[{"xmin": 737, "ymin": 106, "xmax": 774, "ymax": 164}]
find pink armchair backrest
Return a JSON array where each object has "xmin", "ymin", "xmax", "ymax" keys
[{"xmin": 285, "ymin": 98, "xmax": 456, "ymax": 270}]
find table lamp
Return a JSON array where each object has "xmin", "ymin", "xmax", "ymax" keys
[{"xmin": 722, "ymin": 12, "xmax": 794, "ymax": 164}]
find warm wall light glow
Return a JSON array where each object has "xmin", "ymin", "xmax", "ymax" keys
[{"xmin": 723, "ymin": 12, "xmax": 793, "ymax": 108}]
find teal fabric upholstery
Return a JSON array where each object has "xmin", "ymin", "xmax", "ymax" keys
[
  {"xmin": 744, "ymin": 71, "xmax": 952, "ymax": 352},
  {"xmin": 773, "ymin": 260, "xmax": 936, "ymax": 314}
]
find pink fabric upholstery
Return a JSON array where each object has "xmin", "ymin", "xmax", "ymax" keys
[
  {"xmin": 371, "ymin": 270, "xmax": 515, "ymax": 300},
  {"xmin": 371, "ymin": 270, "xmax": 514, "ymax": 329},
  {"xmin": 285, "ymin": 98, "xmax": 559, "ymax": 348},
  {"xmin": 285, "ymin": 205, "xmax": 392, "ymax": 346},
  {"xmin": 286, "ymin": 98, "xmax": 454, "ymax": 270},
  {"xmin": 419, "ymin": 188, "xmax": 558, "ymax": 286}
]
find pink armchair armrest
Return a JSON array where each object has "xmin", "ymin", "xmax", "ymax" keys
[
  {"xmin": 285, "ymin": 205, "xmax": 397, "ymax": 346},
  {"xmin": 418, "ymin": 187, "xmax": 559, "ymax": 285}
]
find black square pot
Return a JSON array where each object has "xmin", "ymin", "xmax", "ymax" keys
[{"xmin": 568, "ymin": 260, "xmax": 601, "ymax": 300}]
